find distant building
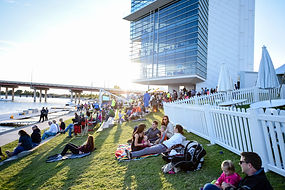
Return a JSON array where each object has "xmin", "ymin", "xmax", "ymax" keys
[{"xmin": 124, "ymin": 0, "xmax": 255, "ymax": 91}]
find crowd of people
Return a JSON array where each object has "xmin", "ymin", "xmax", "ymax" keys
[
  {"xmin": 0, "ymin": 93, "xmax": 275, "ymax": 189},
  {"xmin": 124, "ymin": 115, "xmax": 273, "ymax": 190}
]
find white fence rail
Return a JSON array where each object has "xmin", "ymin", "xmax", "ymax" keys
[
  {"xmin": 166, "ymin": 87, "xmax": 280, "ymax": 106},
  {"xmin": 164, "ymin": 103, "xmax": 285, "ymax": 177}
]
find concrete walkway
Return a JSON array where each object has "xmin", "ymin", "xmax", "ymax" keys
[{"xmin": 0, "ymin": 112, "xmax": 75, "ymax": 147}]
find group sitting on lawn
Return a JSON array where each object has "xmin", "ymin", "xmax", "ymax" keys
[
  {"xmin": 124, "ymin": 114, "xmax": 273, "ymax": 190},
  {"xmin": 5, "ymin": 126, "xmax": 42, "ymax": 158}
]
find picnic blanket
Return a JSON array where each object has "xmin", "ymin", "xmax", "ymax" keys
[
  {"xmin": 115, "ymin": 144, "xmax": 159, "ymax": 162},
  {"xmin": 46, "ymin": 152, "xmax": 91, "ymax": 163}
]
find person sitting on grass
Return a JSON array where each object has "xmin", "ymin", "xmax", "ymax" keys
[
  {"xmin": 145, "ymin": 120, "xmax": 160, "ymax": 144},
  {"xmin": 126, "ymin": 124, "xmax": 186, "ymax": 159},
  {"xmin": 161, "ymin": 115, "xmax": 174, "ymax": 139},
  {"xmin": 59, "ymin": 118, "xmax": 66, "ymax": 133},
  {"xmin": 65, "ymin": 113, "xmax": 80, "ymax": 138},
  {"xmin": 6, "ymin": 130, "xmax": 33, "ymax": 157},
  {"xmin": 155, "ymin": 125, "xmax": 167, "ymax": 144},
  {"xmin": 131, "ymin": 124, "xmax": 151, "ymax": 152},
  {"xmin": 42, "ymin": 121, "xmax": 58, "ymax": 140},
  {"xmin": 203, "ymin": 160, "xmax": 241, "ymax": 190},
  {"xmin": 203, "ymin": 152, "xmax": 273, "ymax": 190},
  {"xmin": 31, "ymin": 125, "xmax": 41, "ymax": 147},
  {"xmin": 57, "ymin": 135, "xmax": 95, "ymax": 159}
]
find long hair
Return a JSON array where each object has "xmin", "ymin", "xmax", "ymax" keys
[
  {"xmin": 134, "ymin": 123, "xmax": 146, "ymax": 135},
  {"xmin": 85, "ymin": 135, "xmax": 94, "ymax": 152},
  {"xmin": 18, "ymin": 130, "xmax": 29, "ymax": 137},
  {"xmin": 161, "ymin": 115, "xmax": 169, "ymax": 126}
]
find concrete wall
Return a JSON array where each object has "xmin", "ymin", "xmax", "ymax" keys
[
  {"xmin": 239, "ymin": 71, "xmax": 258, "ymax": 88},
  {"xmin": 197, "ymin": 0, "xmax": 255, "ymax": 90}
]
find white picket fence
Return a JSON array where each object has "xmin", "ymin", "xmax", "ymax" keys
[
  {"xmin": 166, "ymin": 87, "xmax": 280, "ymax": 106},
  {"xmin": 164, "ymin": 103, "xmax": 285, "ymax": 177}
]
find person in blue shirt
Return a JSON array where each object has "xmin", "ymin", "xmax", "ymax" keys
[{"xmin": 6, "ymin": 130, "xmax": 33, "ymax": 157}]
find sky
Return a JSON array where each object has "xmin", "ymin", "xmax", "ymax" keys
[{"xmin": 0, "ymin": 0, "xmax": 284, "ymax": 92}]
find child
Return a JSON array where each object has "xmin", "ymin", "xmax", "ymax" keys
[
  {"xmin": 155, "ymin": 125, "xmax": 167, "ymax": 144},
  {"xmin": 215, "ymin": 160, "xmax": 241, "ymax": 189},
  {"xmin": 118, "ymin": 110, "xmax": 124, "ymax": 124}
]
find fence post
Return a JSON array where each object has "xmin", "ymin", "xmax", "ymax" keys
[
  {"xmin": 248, "ymin": 108, "xmax": 269, "ymax": 171},
  {"xmin": 194, "ymin": 96, "xmax": 198, "ymax": 105},
  {"xmin": 253, "ymin": 87, "xmax": 259, "ymax": 102},
  {"xmin": 204, "ymin": 105, "xmax": 215, "ymax": 144}
]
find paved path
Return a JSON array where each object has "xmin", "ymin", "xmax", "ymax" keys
[{"xmin": 0, "ymin": 112, "xmax": 75, "ymax": 147}]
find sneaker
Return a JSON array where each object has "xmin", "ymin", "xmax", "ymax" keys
[
  {"xmin": 125, "ymin": 149, "xmax": 132, "ymax": 160},
  {"xmin": 57, "ymin": 154, "xmax": 62, "ymax": 159}
]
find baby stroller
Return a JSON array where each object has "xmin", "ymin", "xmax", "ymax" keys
[{"xmin": 162, "ymin": 140, "xmax": 206, "ymax": 172}]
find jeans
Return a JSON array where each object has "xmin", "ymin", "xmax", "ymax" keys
[
  {"xmin": 12, "ymin": 146, "xmax": 25, "ymax": 156},
  {"xmin": 203, "ymin": 184, "xmax": 220, "ymax": 190},
  {"xmin": 61, "ymin": 143, "xmax": 79, "ymax": 156},
  {"xmin": 131, "ymin": 144, "xmax": 167, "ymax": 158},
  {"xmin": 32, "ymin": 143, "xmax": 40, "ymax": 148},
  {"xmin": 42, "ymin": 131, "xmax": 56, "ymax": 140},
  {"xmin": 65, "ymin": 124, "xmax": 74, "ymax": 137}
]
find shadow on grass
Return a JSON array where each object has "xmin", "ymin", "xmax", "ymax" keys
[
  {"xmin": 122, "ymin": 155, "xmax": 165, "ymax": 189},
  {"xmin": 0, "ymin": 128, "xmax": 112, "ymax": 189},
  {"xmin": 113, "ymin": 124, "xmax": 122, "ymax": 144},
  {"xmin": 1, "ymin": 136, "xmax": 70, "ymax": 189}
]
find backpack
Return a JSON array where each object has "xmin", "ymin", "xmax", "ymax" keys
[{"xmin": 162, "ymin": 140, "xmax": 206, "ymax": 172}]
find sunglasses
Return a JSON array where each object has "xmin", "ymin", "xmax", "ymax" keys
[{"xmin": 239, "ymin": 160, "xmax": 246, "ymax": 165}]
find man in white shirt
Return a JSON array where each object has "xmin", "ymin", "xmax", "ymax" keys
[{"xmin": 42, "ymin": 121, "xmax": 58, "ymax": 140}]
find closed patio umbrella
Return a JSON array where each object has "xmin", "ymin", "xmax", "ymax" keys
[
  {"xmin": 217, "ymin": 63, "xmax": 234, "ymax": 92},
  {"xmin": 255, "ymin": 46, "xmax": 280, "ymax": 103},
  {"xmin": 256, "ymin": 46, "xmax": 279, "ymax": 89}
]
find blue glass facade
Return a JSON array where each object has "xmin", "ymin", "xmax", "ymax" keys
[
  {"xmin": 129, "ymin": 0, "xmax": 208, "ymax": 82},
  {"xmin": 131, "ymin": 0, "xmax": 156, "ymax": 13}
]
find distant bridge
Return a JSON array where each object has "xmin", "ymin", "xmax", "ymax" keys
[{"xmin": 0, "ymin": 80, "xmax": 142, "ymax": 103}]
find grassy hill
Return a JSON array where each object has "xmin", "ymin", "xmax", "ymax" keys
[{"xmin": 0, "ymin": 111, "xmax": 284, "ymax": 190}]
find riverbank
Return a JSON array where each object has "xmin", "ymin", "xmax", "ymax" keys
[
  {"xmin": 0, "ymin": 108, "xmax": 75, "ymax": 134},
  {"xmin": 0, "ymin": 111, "xmax": 75, "ymax": 146}
]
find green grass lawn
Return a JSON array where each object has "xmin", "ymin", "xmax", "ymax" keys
[{"xmin": 0, "ymin": 111, "xmax": 284, "ymax": 190}]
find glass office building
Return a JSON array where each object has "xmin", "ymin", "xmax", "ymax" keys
[
  {"xmin": 124, "ymin": 0, "xmax": 255, "ymax": 90},
  {"xmin": 125, "ymin": 0, "xmax": 208, "ymax": 85}
]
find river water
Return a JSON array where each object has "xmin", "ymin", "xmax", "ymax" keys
[{"xmin": 0, "ymin": 96, "xmax": 72, "ymax": 132}]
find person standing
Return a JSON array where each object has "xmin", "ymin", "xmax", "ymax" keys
[
  {"xmin": 44, "ymin": 107, "xmax": 49, "ymax": 121},
  {"xmin": 143, "ymin": 91, "xmax": 150, "ymax": 108},
  {"xmin": 39, "ymin": 107, "xmax": 45, "ymax": 122}
]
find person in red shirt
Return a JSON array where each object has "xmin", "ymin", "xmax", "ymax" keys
[{"xmin": 57, "ymin": 135, "xmax": 94, "ymax": 158}]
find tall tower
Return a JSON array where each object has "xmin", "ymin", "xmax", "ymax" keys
[{"xmin": 124, "ymin": 0, "xmax": 254, "ymax": 92}]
